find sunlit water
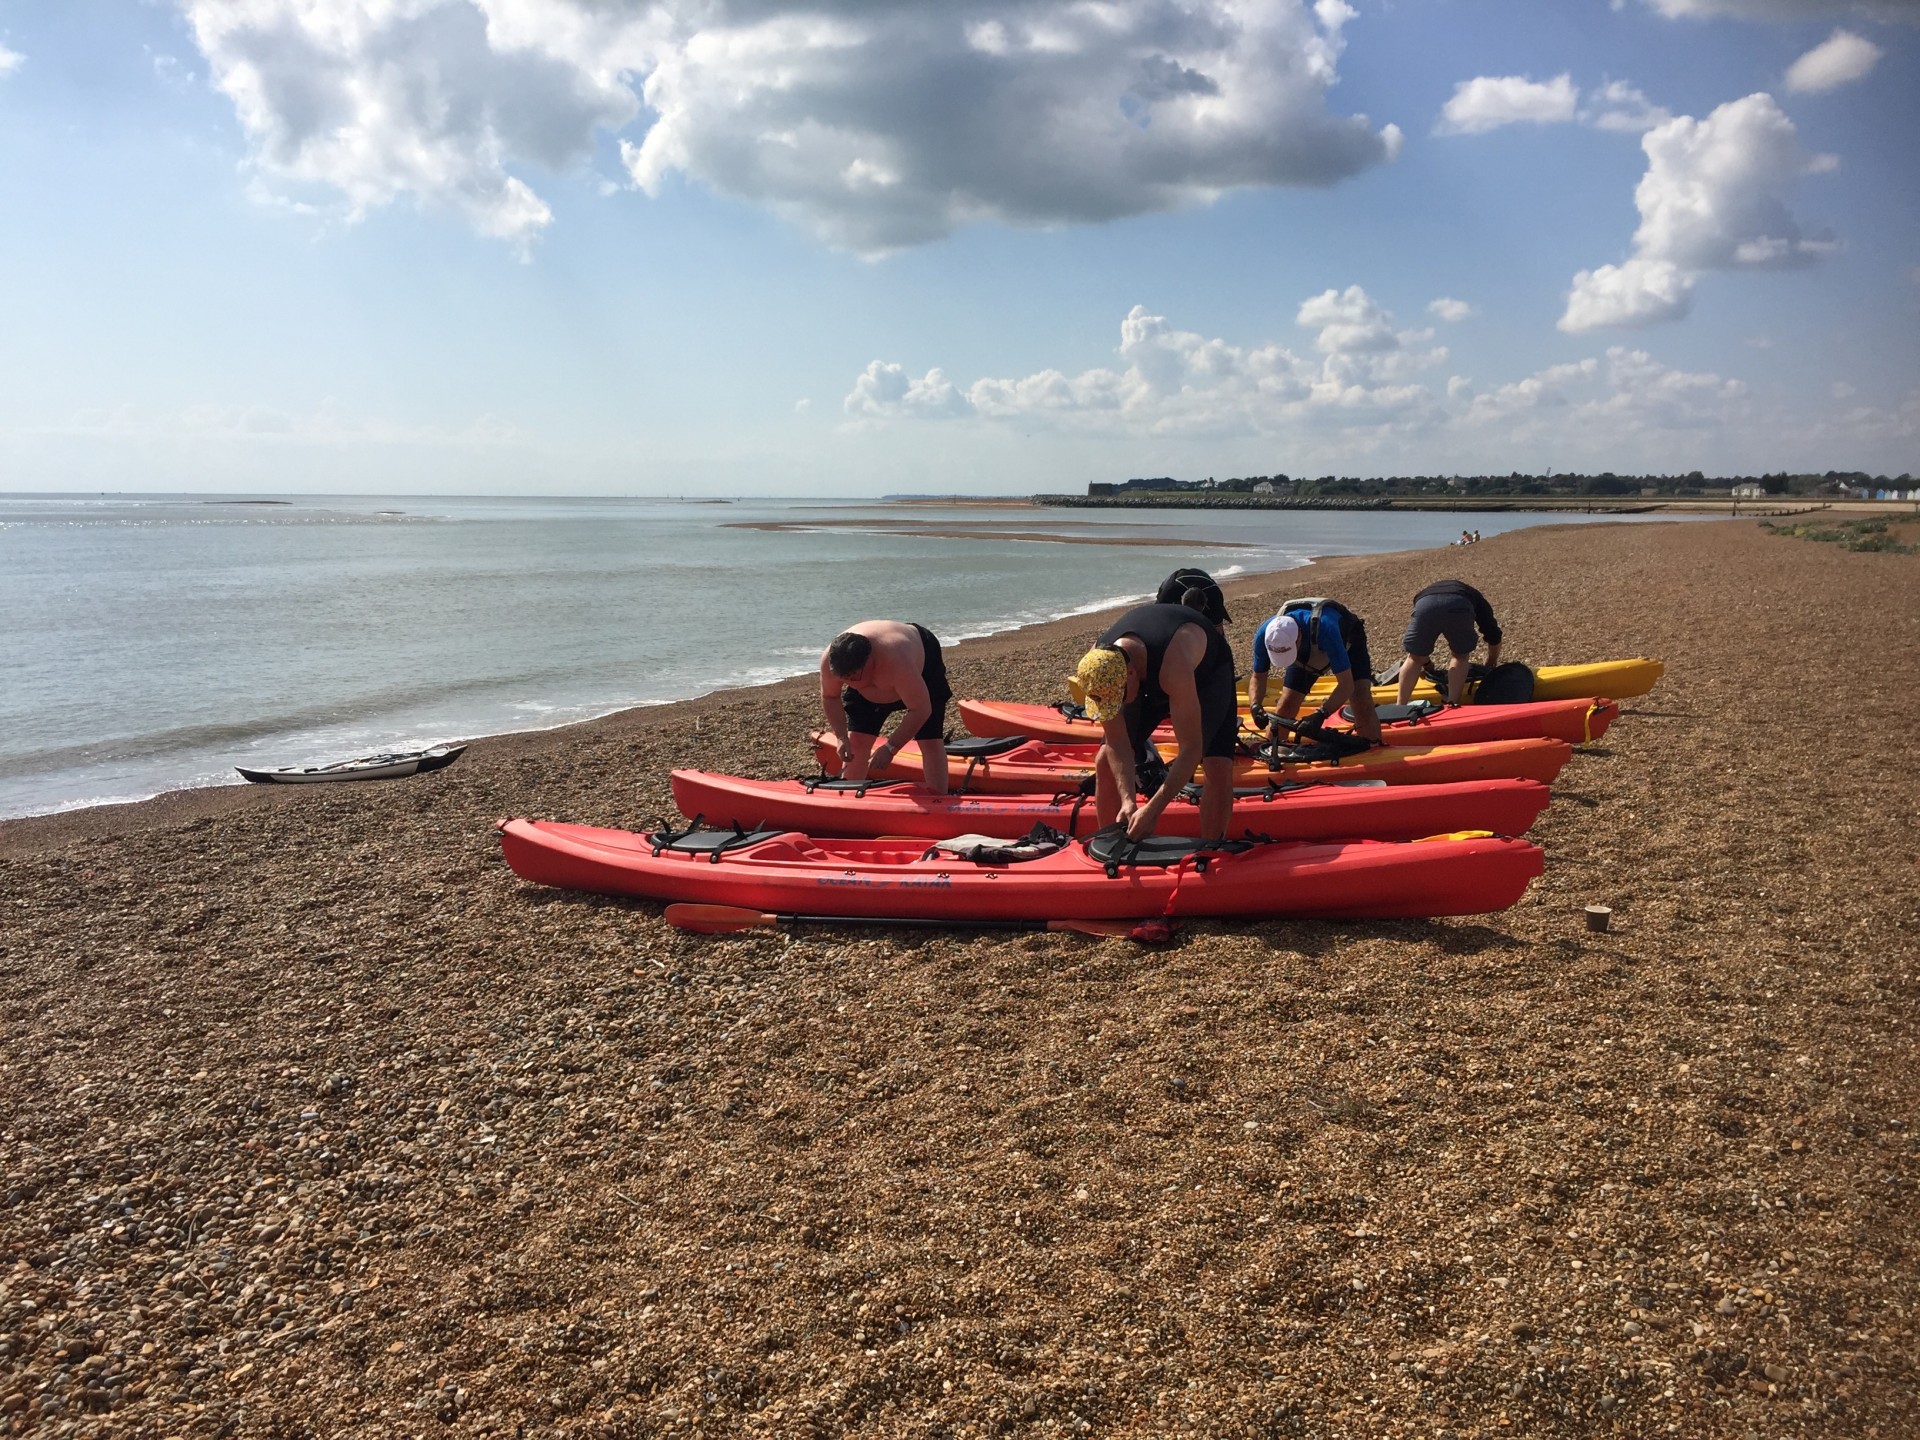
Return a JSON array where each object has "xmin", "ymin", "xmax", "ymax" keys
[{"xmin": 0, "ymin": 493, "xmax": 1703, "ymax": 818}]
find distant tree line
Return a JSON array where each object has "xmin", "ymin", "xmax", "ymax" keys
[{"xmin": 1097, "ymin": 470, "xmax": 1912, "ymax": 498}]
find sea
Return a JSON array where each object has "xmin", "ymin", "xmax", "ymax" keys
[{"xmin": 0, "ymin": 494, "xmax": 1697, "ymax": 820}]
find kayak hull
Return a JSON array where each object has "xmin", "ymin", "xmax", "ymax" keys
[
  {"xmin": 672, "ymin": 770, "xmax": 1554, "ymax": 843},
  {"xmin": 1238, "ymin": 657, "xmax": 1663, "ymax": 706},
  {"xmin": 811, "ymin": 732, "xmax": 1573, "ymax": 792},
  {"xmin": 957, "ymin": 696, "xmax": 1621, "ymax": 748},
  {"xmin": 498, "ymin": 820, "xmax": 1546, "ymax": 921},
  {"xmin": 236, "ymin": 743, "xmax": 467, "ymax": 785}
]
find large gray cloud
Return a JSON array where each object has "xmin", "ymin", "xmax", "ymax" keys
[{"xmin": 179, "ymin": 0, "xmax": 1401, "ymax": 252}]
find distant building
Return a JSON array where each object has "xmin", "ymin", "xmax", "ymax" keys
[
  {"xmin": 1088, "ymin": 482, "xmax": 1118, "ymax": 497},
  {"xmin": 1252, "ymin": 480, "xmax": 1274, "ymax": 495},
  {"xmin": 1731, "ymin": 483, "xmax": 1765, "ymax": 498}
]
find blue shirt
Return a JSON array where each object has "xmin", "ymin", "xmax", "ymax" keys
[{"xmin": 1252, "ymin": 608, "xmax": 1351, "ymax": 676}]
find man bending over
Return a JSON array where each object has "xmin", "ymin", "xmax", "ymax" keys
[
  {"xmin": 820, "ymin": 621, "xmax": 952, "ymax": 793},
  {"xmin": 1396, "ymin": 580, "xmax": 1504, "ymax": 707}
]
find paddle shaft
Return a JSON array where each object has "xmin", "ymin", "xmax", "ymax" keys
[{"xmin": 665, "ymin": 903, "xmax": 1129, "ymax": 937}]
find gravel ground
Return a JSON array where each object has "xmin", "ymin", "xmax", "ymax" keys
[{"xmin": 2, "ymin": 519, "xmax": 1916, "ymax": 1438}]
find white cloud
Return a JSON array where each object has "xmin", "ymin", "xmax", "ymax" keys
[
  {"xmin": 1435, "ymin": 74, "xmax": 1578, "ymax": 135},
  {"xmin": 0, "ymin": 44, "xmax": 24, "ymax": 75},
  {"xmin": 1581, "ymin": 81, "xmax": 1673, "ymax": 133},
  {"xmin": 177, "ymin": 1, "xmax": 1400, "ymax": 254},
  {"xmin": 1428, "ymin": 297, "xmax": 1474, "ymax": 322},
  {"xmin": 847, "ymin": 295, "xmax": 1444, "ymax": 439},
  {"xmin": 839, "ymin": 302, "xmax": 1763, "ymax": 471},
  {"xmin": 1785, "ymin": 29, "xmax": 1883, "ymax": 91},
  {"xmin": 1561, "ymin": 93, "xmax": 1834, "ymax": 331},
  {"xmin": 179, "ymin": 0, "xmax": 654, "ymax": 251},
  {"xmin": 1298, "ymin": 286, "xmax": 1398, "ymax": 353},
  {"xmin": 1635, "ymin": 0, "xmax": 1914, "ymax": 21},
  {"xmin": 1438, "ymin": 74, "xmax": 1674, "ymax": 137},
  {"xmin": 1563, "ymin": 257, "xmax": 1696, "ymax": 331},
  {"xmin": 844, "ymin": 363, "xmax": 972, "ymax": 420}
]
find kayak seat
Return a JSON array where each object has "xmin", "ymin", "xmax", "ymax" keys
[
  {"xmin": 1365, "ymin": 701, "xmax": 1444, "ymax": 724},
  {"xmin": 1180, "ymin": 781, "xmax": 1316, "ymax": 802},
  {"xmin": 802, "ymin": 777, "xmax": 915, "ymax": 795},
  {"xmin": 647, "ymin": 825, "xmax": 785, "ymax": 863},
  {"xmin": 947, "ymin": 736, "xmax": 1030, "ymax": 760},
  {"xmin": 1084, "ymin": 830, "xmax": 1254, "ymax": 873}
]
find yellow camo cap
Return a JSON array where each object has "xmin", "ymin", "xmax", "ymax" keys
[{"xmin": 1068, "ymin": 646, "xmax": 1129, "ymax": 722}]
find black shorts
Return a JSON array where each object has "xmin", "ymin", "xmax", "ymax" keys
[
  {"xmin": 1282, "ymin": 619, "xmax": 1373, "ymax": 694},
  {"xmin": 1127, "ymin": 665, "xmax": 1241, "ymax": 762},
  {"xmin": 1402, "ymin": 594, "xmax": 1478, "ymax": 658},
  {"xmin": 842, "ymin": 626, "xmax": 952, "ymax": 742}
]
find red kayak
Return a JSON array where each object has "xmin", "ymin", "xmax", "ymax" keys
[
  {"xmin": 956, "ymin": 696, "xmax": 1621, "ymax": 748},
  {"xmin": 810, "ymin": 732, "xmax": 1573, "ymax": 792},
  {"xmin": 671, "ymin": 769, "xmax": 1554, "ymax": 843},
  {"xmin": 497, "ymin": 819, "xmax": 1545, "ymax": 922}
]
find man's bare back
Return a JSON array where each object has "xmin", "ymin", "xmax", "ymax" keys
[{"xmin": 831, "ymin": 620, "xmax": 925, "ymax": 702}]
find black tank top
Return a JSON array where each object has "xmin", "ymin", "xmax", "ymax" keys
[{"xmin": 1098, "ymin": 603, "xmax": 1234, "ymax": 704}]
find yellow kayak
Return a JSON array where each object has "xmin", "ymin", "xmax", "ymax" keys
[{"xmin": 1239, "ymin": 658, "xmax": 1664, "ymax": 706}]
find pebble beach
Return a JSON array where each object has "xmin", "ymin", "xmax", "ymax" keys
[{"xmin": 2, "ymin": 517, "xmax": 1917, "ymax": 1437}]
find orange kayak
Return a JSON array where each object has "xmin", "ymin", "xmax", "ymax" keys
[
  {"xmin": 957, "ymin": 696, "xmax": 1621, "ymax": 748},
  {"xmin": 810, "ymin": 732, "xmax": 1573, "ymax": 793}
]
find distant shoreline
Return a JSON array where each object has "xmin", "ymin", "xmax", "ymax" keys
[{"xmin": 724, "ymin": 518, "xmax": 1239, "ymax": 547}]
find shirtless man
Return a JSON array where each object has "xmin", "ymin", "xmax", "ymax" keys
[{"xmin": 819, "ymin": 621, "xmax": 952, "ymax": 793}]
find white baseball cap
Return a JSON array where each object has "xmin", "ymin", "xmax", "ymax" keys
[{"xmin": 1264, "ymin": 613, "xmax": 1300, "ymax": 670}]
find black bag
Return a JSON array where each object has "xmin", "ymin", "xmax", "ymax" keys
[{"xmin": 1473, "ymin": 662, "xmax": 1536, "ymax": 705}]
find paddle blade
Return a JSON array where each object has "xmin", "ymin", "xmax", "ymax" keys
[
  {"xmin": 664, "ymin": 903, "xmax": 778, "ymax": 934},
  {"xmin": 1051, "ymin": 918, "xmax": 1136, "ymax": 938}
]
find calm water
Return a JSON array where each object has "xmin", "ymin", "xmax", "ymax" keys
[{"xmin": 0, "ymin": 494, "xmax": 1694, "ymax": 819}]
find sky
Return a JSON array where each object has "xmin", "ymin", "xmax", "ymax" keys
[{"xmin": 0, "ymin": 0, "xmax": 1915, "ymax": 496}]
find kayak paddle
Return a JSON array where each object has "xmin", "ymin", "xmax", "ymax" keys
[{"xmin": 664, "ymin": 903, "xmax": 1135, "ymax": 939}]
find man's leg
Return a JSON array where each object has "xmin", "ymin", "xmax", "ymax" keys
[
  {"xmin": 1397, "ymin": 653, "xmax": 1429, "ymax": 707},
  {"xmin": 1446, "ymin": 653, "xmax": 1473, "ymax": 706},
  {"xmin": 1199, "ymin": 756, "xmax": 1235, "ymax": 840},
  {"xmin": 919, "ymin": 738, "xmax": 950, "ymax": 796},
  {"xmin": 841, "ymin": 732, "xmax": 878, "ymax": 781}
]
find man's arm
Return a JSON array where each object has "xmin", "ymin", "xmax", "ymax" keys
[
  {"xmin": 1128, "ymin": 629, "xmax": 1206, "ymax": 838},
  {"xmin": 1470, "ymin": 587, "xmax": 1503, "ymax": 661},
  {"xmin": 870, "ymin": 663, "xmax": 932, "ymax": 769},
  {"xmin": 1246, "ymin": 624, "xmax": 1272, "ymax": 727},
  {"xmin": 819, "ymin": 654, "xmax": 852, "ymax": 762},
  {"xmin": 1307, "ymin": 669, "xmax": 1355, "ymax": 727}
]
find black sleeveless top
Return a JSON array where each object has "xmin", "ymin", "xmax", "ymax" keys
[{"xmin": 1098, "ymin": 603, "xmax": 1234, "ymax": 705}]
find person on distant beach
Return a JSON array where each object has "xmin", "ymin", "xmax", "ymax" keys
[
  {"xmin": 1460, "ymin": 529, "xmax": 1474, "ymax": 546},
  {"xmin": 1247, "ymin": 598, "xmax": 1385, "ymax": 744},
  {"xmin": 1069, "ymin": 602, "xmax": 1237, "ymax": 841},
  {"xmin": 821, "ymin": 621, "xmax": 952, "ymax": 793},
  {"xmin": 1152, "ymin": 566, "xmax": 1232, "ymax": 627},
  {"xmin": 1396, "ymin": 579, "xmax": 1503, "ymax": 707},
  {"xmin": 1473, "ymin": 529, "xmax": 1482, "ymax": 542}
]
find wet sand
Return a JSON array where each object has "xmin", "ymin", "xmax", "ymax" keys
[
  {"xmin": 723, "ymin": 519, "xmax": 1239, "ymax": 548},
  {"xmin": 2, "ymin": 520, "xmax": 1917, "ymax": 1438}
]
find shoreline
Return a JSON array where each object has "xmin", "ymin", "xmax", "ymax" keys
[{"xmin": 0, "ymin": 546, "xmax": 1389, "ymax": 859}]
